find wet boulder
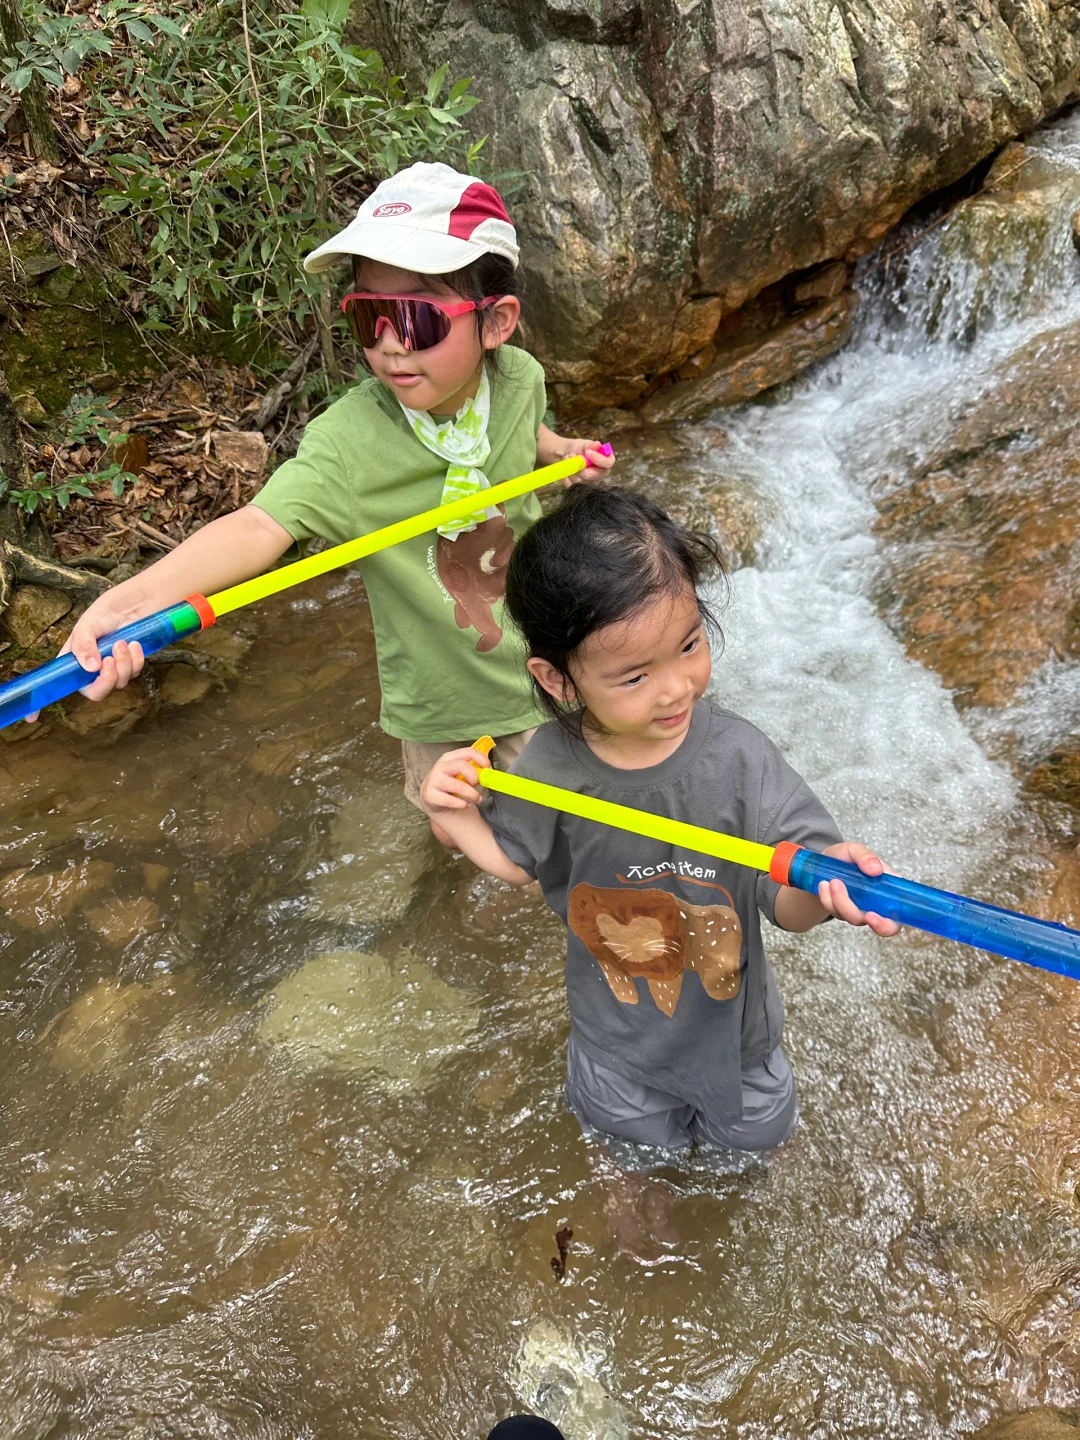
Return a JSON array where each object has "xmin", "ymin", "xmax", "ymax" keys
[
  {"xmin": 874, "ymin": 317, "xmax": 1080, "ymax": 709},
  {"xmin": 257, "ymin": 947, "xmax": 480, "ymax": 1089},
  {"xmin": 353, "ymin": 0, "xmax": 1080, "ymax": 418},
  {"xmin": 2, "ymin": 583, "xmax": 72, "ymax": 648}
]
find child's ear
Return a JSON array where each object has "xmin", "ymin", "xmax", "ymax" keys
[
  {"xmin": 483, "ymin": 294, "xmax": 520, "ymax": 349},
  {"xmin": 527, "ymin": 657, "xmax": 574, "ymax": 704}
]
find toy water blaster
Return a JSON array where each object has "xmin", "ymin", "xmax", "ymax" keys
[
  {"xmin": 0, "ymin": 450, "xmax": 610, "ymax": 730},
  {"xmin": 466, "ymin": 741, "xmax": 1080, "ymax": 981}
]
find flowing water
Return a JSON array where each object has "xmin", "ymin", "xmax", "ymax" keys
[{"xmin": 4, "ymin": 112, "xmax": 1080, "ymax": 1439}]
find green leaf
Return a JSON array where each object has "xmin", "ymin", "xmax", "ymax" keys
[
  {"xmin": 6, "ymin": 67, "xmax": 33, "ymax": 92},
  {"xmin": 425, "ymin": 61, "xmax": 447, "ymax": 106},
  {"xmin": 301, "ymin": 0, "xmax": 350, "ymax": 32},
  {"xmin": 111, "ymin": 474, "xmax": 126, "ymax": 496}
]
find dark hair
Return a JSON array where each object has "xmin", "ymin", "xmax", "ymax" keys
[
  {"xmin": 505, "ymin": 484, "xmax": 727, "ymax": 730},
  {"xmin": 349, "ymin": 252, "xmax": 520, "ymax": 364}
]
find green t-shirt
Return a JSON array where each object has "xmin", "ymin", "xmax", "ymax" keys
[{"xmin": 251, "ymin": 346, "xmax": 547, "ymax": 742}]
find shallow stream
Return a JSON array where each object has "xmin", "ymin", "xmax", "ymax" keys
[{"xmin": 4, "ymin": 113, "xmax": 1080, "ymax": 1439}]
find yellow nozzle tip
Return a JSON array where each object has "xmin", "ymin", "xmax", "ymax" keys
[{"xmin": 473, "ymin": 735, "xmax": 496, "ymax": 758}]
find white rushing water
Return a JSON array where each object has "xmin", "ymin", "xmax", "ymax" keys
[{"xmin": 711, "ymin": 107, "xmax": 1080, "ymax": 903}]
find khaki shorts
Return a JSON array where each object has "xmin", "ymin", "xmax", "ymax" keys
[{"xmin": 401, "ymin": 728, "xmax": 536, "ymax": 810}]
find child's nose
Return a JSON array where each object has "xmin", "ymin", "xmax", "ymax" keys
[{"xmin": 374, "ymin": 317, "xmax": 411, "ymax": 352}]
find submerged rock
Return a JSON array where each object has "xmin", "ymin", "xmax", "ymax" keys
[
  {"xmin": 0, "ymin": 857, "xmax": 114, "ymax": 929},
  {"xmin": 975, "ymin": 1410, "xmax": 1080, "ymax": 1439},
  {"xmin": 40, "ymin": 971, "xmax": 195, "ymax": 1079},
  {"xmin": 513, "ymin": 1320, "xmax": 629, "ymax": 1440},
  {"xmin": 257, "ymin": 948, "xmax": 479, "ymax": 1089},
  {"xmin": 83, "ymin": 894, "xmax": 161, "ymax": 946},
  {"xmin": 1026, "ymin": 752, "xmax": 1080, "ymax": 815},
  {"xmin": 312, "ymin": 781, "xmax": 434, "ymax": 926},
  {"xmin": 158, "ymin": 664, "xmax": 214, "ymax": 707},
  {"xmin": 63, "ymin": 683, "xmax": 151, "ymax": 738}
]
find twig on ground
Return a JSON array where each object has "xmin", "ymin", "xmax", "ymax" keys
[
  {"xmin": 133, "ymin": 518, "xmax": 179, "ymax": 550},
  {"xmin": 245, "ymin": 335, "xmax": 318, "ymax": 431}
]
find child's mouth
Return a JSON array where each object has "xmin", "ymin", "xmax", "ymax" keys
[
  {"xmin": 654, "ymin": 709, "xmax": 688, "ymax": 729},
  {"xmin": 388, "ymin": 373, "xmax": 423, "ymax": 387}
]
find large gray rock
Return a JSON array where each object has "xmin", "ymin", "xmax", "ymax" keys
[{"xmin": 353, "ymin": 0, "xmax": 1080, "ymax": 417}]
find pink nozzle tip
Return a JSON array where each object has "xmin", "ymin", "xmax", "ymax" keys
[{"xmin": 596, "ymin": 442, "xmax": 614, "ymax": 456}]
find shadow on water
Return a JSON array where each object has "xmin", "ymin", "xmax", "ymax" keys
[{"xmin": 5, "ymin": 113, "xmax": 1080, "ymax": 1439}]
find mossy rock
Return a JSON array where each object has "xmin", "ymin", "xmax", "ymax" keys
[{"xmin": 0, "ymin": 228, "xmax": 271, "ymax": 414}]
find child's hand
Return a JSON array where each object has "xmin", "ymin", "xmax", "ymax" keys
[
  {"xmin": 419, "ymin": 746, "xmax": 493, "ymax": 815},
  {"xmin": 564, "ymin": 437, "xmax": 616, "ymax": 483},
  {"xmin": 536, "ymin": 424, "xmax": 616, "ymax": 485},
  {"xmin": 25, "ymin": 597, "xmax": 145, "ymax": 723},
  {"xmin": 817, "ymin": 843, "xmax": 901, "ymax": 936}
]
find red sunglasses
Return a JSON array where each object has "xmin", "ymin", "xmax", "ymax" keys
[{"xmin": 340, "ymin": 291, "xmax": 500, "ymax": 352}]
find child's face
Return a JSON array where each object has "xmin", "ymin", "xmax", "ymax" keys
[
  {"xmin": 353, "ymin": 259, "xmax": 518, "ymax": 415},
  {"xmin": 530, "ymin": 583, "xmax": 712, "ymax": 749}
]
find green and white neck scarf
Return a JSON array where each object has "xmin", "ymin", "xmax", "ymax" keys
[{"xmin": 398, "ymin": 367, "xmax": 494, "ymax": 539}]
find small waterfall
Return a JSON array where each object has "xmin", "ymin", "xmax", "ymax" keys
[
  {"xmin": 707, "ymin": 105, "xmax": 1080, "ymax": 909},
  {"xmin": 864, "ymin": 108, "xmax": 1080, "ymax": 349}
]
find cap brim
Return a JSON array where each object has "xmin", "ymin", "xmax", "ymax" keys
[{"xmin": 303, "ymin": 221, "xmax": 489, "ymax": 275}]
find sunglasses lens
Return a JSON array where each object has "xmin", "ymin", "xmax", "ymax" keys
[
  {"xmin": 343, "ymin": 297, "xmax": 453, "ymax": 352},
  {"xmin": 342, "ymin": 297, "xmax": 383, "ymax": 348},
  {"xmin": 408, "ymin": 300, "xmax": 451, "ymax": 350}
]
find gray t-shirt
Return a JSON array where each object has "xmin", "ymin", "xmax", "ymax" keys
[{"xmin": 484, "ymin": 701, "xmax": 843, "ymax": 1120}]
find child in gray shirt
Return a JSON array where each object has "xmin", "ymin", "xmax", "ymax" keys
[{"xmin": 421, "ymin": 485, "xmax": 898, "ymax": 1155}]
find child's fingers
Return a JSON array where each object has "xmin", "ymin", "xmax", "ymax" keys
[
  {"xmin": 109, "ymin": 640, "xmax": 137, "ymax": 691},
  {"xmin": 68, "ymin": 624, "xmax": 103, "ymax": 674},
  {"xmin": 818, "ymin": 878, "xmax": 868, "ymax": 927},
  {"xmin": 818, "ymin": 879, "xmax": 900, "ymax": 936},
  {"xmin": 582, "ymin": 442, "xmax": 615, "ymax": 478},
  {"xmin": 849, "ymin": 845, "xmax": 885, "ymax": 876},
  {"xmin": 449, "ymin": 747, "xmax": 492, "ymax": 781},
  {"xmin": 78, "ymin": 654, "xmax": 122, "ymax": 702}
]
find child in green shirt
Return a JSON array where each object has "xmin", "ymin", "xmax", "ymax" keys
[{"xmin": 57, "ymin": 162, "xmax": 615, "ymax": 837}]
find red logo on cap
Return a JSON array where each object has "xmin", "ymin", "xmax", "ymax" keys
[{"xmin": 373, "ymin": 202, "xmax": 412, "ymax": 218}]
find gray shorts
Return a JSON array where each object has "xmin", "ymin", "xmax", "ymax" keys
[{"xmin": 564, "ymin": 1033, "xmax": 798, "ymax": 1153}]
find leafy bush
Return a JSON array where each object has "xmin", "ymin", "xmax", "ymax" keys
[
  {"xmin": 2, "ymin": 0, "xmax": 483, "ymax": 360},
  {"xmin": 0, "ymin": 395, "xmax": 137, "ymax": 514}
]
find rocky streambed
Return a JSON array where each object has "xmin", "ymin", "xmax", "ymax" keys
[{"xmin": 3, "ymin": 102, "xmax": 1080, "ymax": 1440}]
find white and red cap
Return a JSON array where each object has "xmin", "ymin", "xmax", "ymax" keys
[{"xmin": 304, "ymin": 161, "xmax": 519, "ymax": 275}]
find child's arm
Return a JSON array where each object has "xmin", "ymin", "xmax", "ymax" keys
[
  {"xmin": 536, "ymin": 424, "xmax": 616, "ymax": 481},
  {"xmin": 774, "ymin": 842, "xmax": 901, "ymax": 936},
  {"xmin": 419, "ymin": 748, "xmax": 534, "ymax": 887},
  {"xmin": 44, "ymin": 505, "xmax": 294, "ymax": 709}
]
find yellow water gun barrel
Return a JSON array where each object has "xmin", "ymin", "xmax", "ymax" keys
[{"xmin": 208, "ymin": 455, "xmax": 586, "ymax": 617}]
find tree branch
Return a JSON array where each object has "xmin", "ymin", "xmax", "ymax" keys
[
  {"xmin": 245, "ymin": 335, "xmax": 318, "ymax": 431},
  {"xmin": 5, "ymin": 541, "xmax": 112, "ymax": 604}
]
